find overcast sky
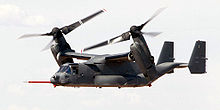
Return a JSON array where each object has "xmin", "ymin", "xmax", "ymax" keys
[{"xmin": 0, "ymin": 0, "xmax": 220, "ymax": 110}]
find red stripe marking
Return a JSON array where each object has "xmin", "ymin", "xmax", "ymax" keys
[{"xmin": 102, "ymin": 9, "xmax": 107, "ymax": 12}]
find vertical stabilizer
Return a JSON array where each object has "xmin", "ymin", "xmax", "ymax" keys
[
  {"xmin": 157, "ymin": 41, "xmax": 175, "ymax": 65},
  {"xmin": 188, "ymin": 41, "xmax": 207, "ymax": 74}
]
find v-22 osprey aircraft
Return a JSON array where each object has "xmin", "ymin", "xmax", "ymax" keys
[{"xmin": 20, "ymin": 8, "xmax": 207, "ymax": 88}]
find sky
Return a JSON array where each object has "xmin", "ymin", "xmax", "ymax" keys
[{"xmin": 0, "ymin": 0, "xmax": 220, "ymax": 110}]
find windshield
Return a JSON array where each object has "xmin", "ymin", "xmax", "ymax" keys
[
  {"xmin": 57, "ymin": 65, "xmax": 77, "ymax": 75},
  {"xmin": 58, "ymin": 66, "xmax": 71, "ymax": 74}
]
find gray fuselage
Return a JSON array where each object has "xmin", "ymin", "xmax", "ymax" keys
[{"xmin": 50, "ymin": 62, "xmax": 149, "ymax": 87}]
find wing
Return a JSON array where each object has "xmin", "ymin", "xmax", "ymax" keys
[
  {"xmin": 59, "ymin": 50, "xmax": 97, "ymax": 60},
  {"xmin": 59, "ymin": 50, "xmax": 130, "ymax": 64},
  {"xmin": 105, "ymin": 52, "xmax": 129, "ymax": 62}
]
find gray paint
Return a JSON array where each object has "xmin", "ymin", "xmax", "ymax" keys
[
  {"xmin": 22, "ymin": 9, "xmax": 207, "ymax": 88},
  {"xmin": 188, "ymin": 41, "xmax": 207, "ymax": 73}
]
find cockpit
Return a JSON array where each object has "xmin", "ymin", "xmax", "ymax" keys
[
  {"xmin": 50, "ymin": 63, "xmax": 79, "ymax": 85},
  {"xmin": 57, "ymin": 63, "xmax": 78, "ymax": 75}
]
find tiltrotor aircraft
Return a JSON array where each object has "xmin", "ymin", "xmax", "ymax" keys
[{"xmin": 20, "ymin": 8, "xmax": 207, "ymax": 88}]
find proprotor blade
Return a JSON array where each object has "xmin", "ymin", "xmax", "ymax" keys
[
  {"xmin": 18, "ymin": 33, "xmax": 52, "ymax": 39},
  {"xmin": 83, "ymin": 40, "xmax": 108, "ymax": 51},
  {"xmin": 138, "ymin": 7, "xmax": 166, "ymax": 30},
  {"xmin": 19, "ymin": 9, "xmax": 105, "ymax": 52},
  {"xmin": 41, "ymin": 38, "xmax": 55, "ymax": 51},
  {"xmin": 83, "ymin": 31, "xmax": 131, "ymax": 51},
  {"xmin": 82, "ymin": 8, "xmax": 165, "ymax": 51},
  {"xmin": 61, "ymin": 9, "xmax": 105, "ymax": 35},
  {"xmin": 141, "ymin": 32, "xmax": 162, "ymax": 37},
  {"xmin": 83, "ymin": 31, "xmax": 161, "ymax": 51}
]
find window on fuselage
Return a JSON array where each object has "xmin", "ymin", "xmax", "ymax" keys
[
  {"xmin": 58, "ymin": 65, "xmax": 78, "ymax": 75},
  {"xmin": 71, "ymin": 67, "xmax": 77, "ymax": 75},
  {"xmin": 70, "ymin": 65, "xmax": 78, "ymax": 75},
  {"xmin": 57, "ymin": 66, "xmax": 64, "ymax": 72},
  {"xmin": 58, "ymin": 66, "xmax": 71, "ymax": 73},
  {"xmin": 66, "ymin": 67, "xmax": 71, "ymax": 74}
]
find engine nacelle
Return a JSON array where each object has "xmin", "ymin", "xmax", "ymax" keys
[
  {"xmin": 130, "ymin": 42, "xmax": 157, "ymax": 81},
  {"xmin": 51, "ymin": 43, "xmax": 73, "ymax": 66}
]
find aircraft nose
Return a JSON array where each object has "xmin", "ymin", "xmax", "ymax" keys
[
  {"xmin": 50, "ymin": 75, "xmax": 58, "ymax": 84},
  {"xmin": 50, "ymin": 73, "xmax": 70, "ymax": 85},
  {"xmin": 50, "ymin": 77, "xmax": 56, "ymax": 84},
  {"xmin": 59, "ymin": 73, "xmax": 70, "ymax": 84}
]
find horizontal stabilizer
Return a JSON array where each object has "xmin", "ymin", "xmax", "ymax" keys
[
  {"xmin": 188, "ymin": 41, "xmax": 207, "ymax": 74},
  {"xmin": 156, "ymin": 62, "xmax": 187, "ymax": 75}
]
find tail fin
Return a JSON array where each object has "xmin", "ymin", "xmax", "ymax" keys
[
  {"xmin": 157, "ymin": 41, "xmax": 175, "ymax": 65},
  {"xmin": 157, "ymin": 41, "xmax": 175, "ymax": 73},
  {"xmin": 188, "ymin": 41, "xmax": 207, "ymax": 74}
]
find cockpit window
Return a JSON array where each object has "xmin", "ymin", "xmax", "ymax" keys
[
  {"xmin": 70, "ymin": 64, "xmax": 78, "ymax": 75},
  {"xmin": 57, "ymin": 65, "xmax": 77, "ymax": 75},
  {"xmin": 58, "ymin": 66, "xmax": 64, "ymax": 72},
  {"xmin": 72, "ymin": 68, "xmax": 76, "ymax": 75},
  {"xmin": 58, "ymin": 66, "xmax": 71, "ymax": 73},
  {"xmin": 66, "ymin": 67, "xmax": 71, "ymax": 74}
]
